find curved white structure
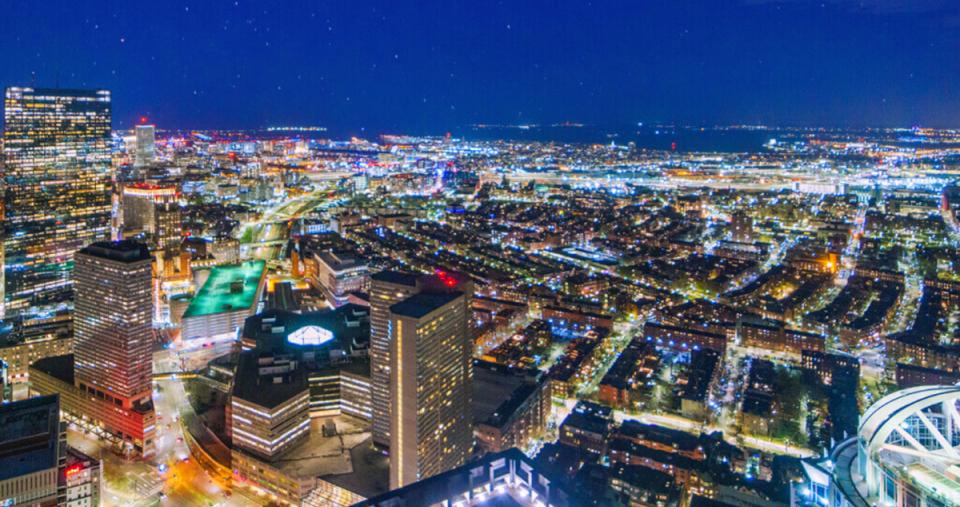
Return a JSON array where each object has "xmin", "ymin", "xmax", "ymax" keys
[{"xmin": 856, "ymin": 385, "xmax": 960, "ymax": 506}]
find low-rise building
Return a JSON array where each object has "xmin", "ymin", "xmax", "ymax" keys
[
  {"xmin": 643, "ymin": 322, "xmax": 727, "ymax": 354},
  {"xmin": 598, "ymin": 339, "xmax": 659, "ymax": 409},
  {"xmin": 558, "ymin": 402, "xmax": 612, "ymax": 457},
  {"xmin": 473, "ymin": 360, "xmax": 551, "ymax": 454},
  {"xmin": 182, "ymin": 260, "xmax": 267, "ymax": 342},
  {"xmin": 676, "ymin": 349, "xmax": 722, "ymax": 420},
  {"xmin": 738, "ymin": 319, "xmax": 825, "ymax": 355},
  {"xmin": 0, "ymin": 317, "xmax": 73, "ymax": 385},
  {"xmin": 29, "ymin": 355, "xmax": 156, "ymax": 458}
]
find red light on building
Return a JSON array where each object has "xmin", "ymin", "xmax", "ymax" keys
[
  {"xmin": 140, "ymin": 116, "xmax": 148, "ymax": 124},
  {"xmin": 65, "ymin": 464, "xmax": 84, "ymax": 477},
  {"xmin": 435, "ymin": 269, "xmax": 459, "ymax": 288}
]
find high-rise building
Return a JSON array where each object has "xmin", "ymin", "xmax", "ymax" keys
[
  {"xmin": 73, "ymin": 241, "xmax": 154, "ymax": 406},
  {"xmin": 230, "ymin": 352, "xmax": 310, "ymax": 460},
  {"xmin": 369, "ymin": 271, "xmax": 421, "ymax": 448},
  {"xmin": 133, "ymin": 124, "xmax": 155, "ymax": 168},
  {"xmin": 388, "ymin": 290, "xmax": 473, "ymax": 489},
  {"xmin": 2, "ymin": 87, "xmax": 112, "ymax": 318},
  {"xmin": 369, "ymin": 269, "xmax": 474, "ymax": 448},
  {"xmin": 121, "ymin": 183, "xmax": 178, "ymax": 237},
  {"xmin": 27, "ymin": 240, "xmax": 162, "ymax": 456},
  {"xmin": 154, "ymin": 202, "xmax": 182, "ymax": 252}
]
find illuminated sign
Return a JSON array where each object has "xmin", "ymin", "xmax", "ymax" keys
[
  {"xmin": 287, "ymin": 326, "xmax": 334, "ymax": 346},
  {"xmin": 65, "ymin": 464, "xmax": 84, "ymax": 478}
]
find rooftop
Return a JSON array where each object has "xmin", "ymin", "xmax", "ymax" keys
[
  {"xmin": 370, "ymin": 270, "xmax": 418, "ymax": 287},
  {"xmin": 78, "ymin": 240, "xmax": 152, "ymax": 263},
  {"xmin": 390, "ymin": 291, "xmax": 463, "ymax": 319},
  {"xmin": 30, "ymin": 354, "xmax": 75, "ymax": 385},
  {"xmin": 242, "ymin": 305, "xmax": 370, "ymax": 355},
  {"xmin": 184, "ymin": 260, "xmax": 266, "ymax": 318},
  {"xmin": 232, "ymin": 351, "xmax": 308, "ymax": 409}
]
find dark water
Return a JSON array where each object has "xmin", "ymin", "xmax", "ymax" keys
[
  {"xmin": 451, "ymin": 125, "xmax": 787, "ymax": 153},
  {"xmin": 255, "ymin": 125, "xmax": 960, "ymax": 154}
]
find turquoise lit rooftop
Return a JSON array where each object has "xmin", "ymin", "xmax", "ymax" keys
[{"xmin": 183, "ymin": 260, "xmax": 266, "ymax": 318}]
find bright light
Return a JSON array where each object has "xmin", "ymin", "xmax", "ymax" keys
[{"xmin": 287, "ymin": 325, "xmax": 334, "ymax": 346}]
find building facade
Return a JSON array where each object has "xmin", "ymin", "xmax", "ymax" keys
[
  {"xmin": 314, "ymin": 250, "xmax": 368, "ymax": 307},
  {"xmin": 133, "ymin": 124, "xmax": 155, "ymax": 168},
  {"xmin": 388, "ymin": 291, "xmax": 473, "ymax": 489},
  {"xmin": 2, "ymin": 87, "xmax": 112, "ymax": 318}
]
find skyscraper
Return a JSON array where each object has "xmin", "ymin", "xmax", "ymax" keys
[
  {"xmin": 388, "ymin": 290, "xmax": 473, "ymax": 489},
  {"xmin": 2, "ymin": 87, "xmax": 112, "ymax": 318},
  {"xmin": 134, "ymin": 124, "xmax": 155, "ymax": 168},
  {"xmin": 73, "ymin": 241, "xmax": 154, "ymax": 408},
  {"xmin": 24, "ymin": 240, "xmax": 160, "ymax": 457},
  {"xmin": 369, "ymin": 269, "xmax": 474, "ymax": 449},
  {"xmin": 369, "ymin": 271, "xmax": 421, "ymax": 448}
]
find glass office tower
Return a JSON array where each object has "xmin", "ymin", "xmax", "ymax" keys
[{"xmin": 2, "ymin": 87, "xmax": 112, "ymax": 318}]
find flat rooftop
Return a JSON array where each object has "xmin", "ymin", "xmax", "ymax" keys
[
  {"xmin": 390, "ymin": 291, "xmax": 463, "ymax": 319},
  {"xmin": 79, "ymin": 240, "xmax": 152, "ymax": 263},
  {"xmin": 272, "ymin": 416, "xmax": 388, "ymax": 499},
  {"xmin": 184, "ymin": 260, "xmax": 266, "ymax": 318}
]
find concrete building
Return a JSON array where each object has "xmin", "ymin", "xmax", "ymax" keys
[
  {"xmin": 181, "ymin": 260, "xmax": 266, "ymax": 342},
  {"xmin": 0, "ymin": 316, "xmax": 73, "ymax": 385},
  {"xmin": 369, "ymin": 271, "xmax": 421, "ymax": 448},
  {"xmin": 239, "ymin": 305, "xmax": 372, "ymax": 418},
  {"xmin": 314, "ymin": 250, "xmax": 369, "ymax": 307},
  {"xmin": 63, "ymin": 241, "xmax": 156, "ymax": 456},
  {"xmin": 121, "ymin": 184, "xmax": 177, "ymax": 237},
  {"xmin": 355, "ymin": 448, "xmax": 571, "ymax": 507},
  {"xmin": 74, "ymin": 241, "xmax": 154, "ymax": 409},
  {"xmin": 473, "ymin": 360, "xmax": 551, "ymax": 454},
  {"xmin": 388, "ymin": 290, "xmax": 473, "ymax": 489},
  {"xmin": 369, "ymin": 269, "xmax": 474, "ymax": 449},
  {"xmin": 29, "ymin": 242, "xmax": 156, "ymax": 456},
  {"xmin": 230, "ymin": 352, "xmax": 311, "ymax": 460},
  {"xmin": 0, "ymin": 395, "xmax": 62, "ymax": 507},
  {"xmin": 730, "ymin": 210, "xmax": 754, "ymax": 243}
]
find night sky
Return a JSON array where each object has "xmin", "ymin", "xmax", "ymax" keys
[{"xmin": 2, "ymin": 0, "xmax": 959, "ymax": 133}]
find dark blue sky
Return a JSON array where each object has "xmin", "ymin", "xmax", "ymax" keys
[{"xmin": 2, "ymin": 0, "xmax": 959, "ymax": 133}]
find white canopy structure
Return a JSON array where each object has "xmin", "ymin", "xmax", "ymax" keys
[{"xmin": 857, "ymin": 385, "xmax": 960, "ymax": 505}]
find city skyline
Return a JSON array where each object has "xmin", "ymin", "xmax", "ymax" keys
[
  {"xmin": 5, "ymin": 3, "xmax": 960, "ymax": 507},
  {"xmin": 2, "ymin": 1, "xmax": 960, "ymax": 132}
]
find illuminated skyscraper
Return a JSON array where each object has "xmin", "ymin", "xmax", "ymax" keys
[
  {"xmin": 133, "ymin": 124, "xmax": 155, "ymax": 168},
  {"xmin": 369, "ymin": 271, "xmax": 421, "ymax": 448},
  {"xmin": 73, "ymin": 241, "xmax": 154, "ymax": 407},
  {"xmin": 369, "ymin": 269, "xmax": 474, "ymax": 449},
  {"xmin": 56, "ymin": 240, "xmax": 156, "ymax": 455},
  {"xmin": 388, "ymin": 290, "xmax": 473, "ymax": 489},
  {"xmin": 121, "ymin": 183, "xmax": 180, "ymax": 251},
  {"xmin": 2, "ymin": 87, "xmax": 112, "ymax": 318}
]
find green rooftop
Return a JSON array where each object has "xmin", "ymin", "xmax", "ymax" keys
[{"xmin": 183, "ymin": 260, "xmax": 267, "ymax": 318}]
